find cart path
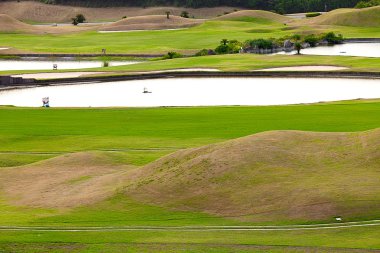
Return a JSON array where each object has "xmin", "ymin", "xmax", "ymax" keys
[{"xmin": 1, "ymin": 219, "xmax": 380, "ymax": 232}]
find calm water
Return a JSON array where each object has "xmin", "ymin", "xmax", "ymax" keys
[
  {"xmin": 0, "ymin": 60, "xmax": 138, "ymax": 71},
  {"xmin": 1, "ymin": 78, "xmax": 380, "ymax": 107},
  {"xmin": 279, "ymin": 43, "xmax": 380, "ymax": 57}
]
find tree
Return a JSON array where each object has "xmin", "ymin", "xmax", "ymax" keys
[
  {"xmin": 166, "ymin": 11, "xmax": 171, "ymax": 19},
  {"xmin": 294, "ymin": 42, "xmax": 302, "ymax": 54},
  {"xmin": 221, "ymin": 39, "xmax": 229, "ymax": 46}
]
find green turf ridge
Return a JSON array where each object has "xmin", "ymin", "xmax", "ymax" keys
[
  {"xmin": 1, "ymin": 102, "xmax": 380, "ymax": 251},
  {"xmin": 1, "ymin": 17, "xmax": 380, "ymax": 55},
  {"xmin": 5, "ymin": 54, "xmax": 380, "ymax": 76}
]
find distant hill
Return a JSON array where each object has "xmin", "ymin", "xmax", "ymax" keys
[{"xmin": 34, "ymin": 0, "xmax": 363, "ymax": 13}]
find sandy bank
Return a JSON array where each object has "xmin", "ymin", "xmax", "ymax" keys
[{"xmin": 256, "ymin": 66, "xmax": 349, "ymax": 72}]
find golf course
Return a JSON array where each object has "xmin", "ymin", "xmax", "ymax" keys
[{"xmin": 1, "ymin": 0, "xmax": 380, "ymax": 252}]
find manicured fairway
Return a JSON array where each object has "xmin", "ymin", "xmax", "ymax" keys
[
  {"xmin": 1, "ymin": 101, "xmax": 380, "ymax": 252},
  {"xmin": 4, "ymin": 54, "xmax": 380, "ymax": 76},
  {"xmin": 2, "ymin": 101, "xmax": 380, "ymax": 153},
  {"xmin": 1, "ymin": 19, "xmax": 380, "ymax": 54}
]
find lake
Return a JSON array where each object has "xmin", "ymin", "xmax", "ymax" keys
[
  {"xmin": 1, "ymin": 77, "xmax": 379, "ymax": 107},
  {"xmin": 279, "ymin": 43, "xmax": 380, "ymax": 57}
]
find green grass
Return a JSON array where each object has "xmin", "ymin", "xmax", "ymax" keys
[
  {"xmin": 1, "ymin": 102, "xmax": 380, "ymax": 154},
  {"xmin": 1, "ymin": 18, "xmax": 380, "ymax": 55},
  {"xmin": 4, "ymin": 54, "xmax": 380, "ymax": 76},
  {"xmin": 0, "ymin": 226, "xmax": 380, "ymax": 252},
  {"xmin": 0, "ymin": 153, "xmax": 55, "ymax": 167},
  {"xmin": 2, "ymin": 101, "xmax": 380, "ymax": 252},
  {"xmin": 94, "ymin": 54, "xmax": 380, "ymax": 72}
]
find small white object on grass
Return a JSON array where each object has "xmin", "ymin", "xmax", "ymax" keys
[{"xmin": 335, "ymin": 217, "xmax": 342, "ymax": 221}]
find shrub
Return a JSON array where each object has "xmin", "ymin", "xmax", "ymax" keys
[
  {"xmin": 355, "ymin": 0, "xmax": 380, "ymax": 8},
  {"xmin": 215, "ymin": 39, "xmax": 242, "ymax": 54},
  {"xmin": 163, "ymin": 51, "xmax": 182, "ymax": 59},
  {"xmin": 122, "ymin": 16, "xmax": 127, "ymax": 19},
  {"xmin": 180, "ymin": 11, "xmax": 189, "ymax": 18},
  {"xmin": 306, "ymin": 12, "xmax": 321, "ymax": 18},
  {"xmin": 246, "ymin": 38, "xmax": 274, "ymax": 49},
  {"xmin": 303, "ymin": 34, "xmax": 319, "ymax": 47},
  {"xmin": 75, "ymin": 14, "xmax": 86, "ymax": 23},
  {"xmin": 72, "ymin": 18, "xmax": 79, "ymax": 26},
  {"xmin": 195, "ymin": 49, "xmax": 209, "ymax": 56},
  {"xmin": 323, "ymin": 32, "xmax": 344, "ymax": 45},
  {"xmin": 72, "ymin": 14, "xmax": 86, "ymax": 25}
]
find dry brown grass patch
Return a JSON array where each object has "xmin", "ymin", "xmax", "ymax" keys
[{"xmin": 0, "ymin": 152, "xmax": 133, "ymax": 209}]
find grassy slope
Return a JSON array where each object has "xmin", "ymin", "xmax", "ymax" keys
[
  {"xmin": 1, "ymin": 16, "xmax": 380, "ymax": 54},
  {"xmin": 98, "ymin": 54, "xmax": 380, "ymax": 72},
  {"xmin": 126, "ymin": 129, "xmax": 380, "ymax": 223},
  {"xmin": 305, "ymin": 6, "xmax": 380, "ymax": 27},
  {"xmin": 4, "ymin": 54, "xmax": 380, "ymax": 76},
  {"xmin": 1, "ymin": 103, "xmax": 380, "ymax": 251}
]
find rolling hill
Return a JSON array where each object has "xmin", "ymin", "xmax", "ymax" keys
[
  {"xmin": 100, "ymin": 15, "xmax": 204, "ymax": 31},
  {"xmin": 2, "ymin": 128, "xmax": 380, "ymax": 223},
  {"xmin": 214, "ymin": 10, "xmax": 291, "ymax": 24},
  {"xmin": 125, "ymin": 129, "xmax": 380, "ymax": 223},
  {"xmin": 303, "ymin": 6, "xmax": 380, "ymax": 27}
]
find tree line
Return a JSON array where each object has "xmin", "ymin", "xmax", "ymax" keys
[{"xmin": 36, "ymin": 0, "xmax": 362, "ymax": 13}]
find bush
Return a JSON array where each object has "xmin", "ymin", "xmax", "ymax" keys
[
  {"xmin": 72, "ymin": 14, "xmax": 86, "ymax": 25},
  {"xmin": 246, "ymin": 38, "xmax": 274, "ymax": 49},
  {"xmin": 323, "ymin": 32, "xmax": 344, "ymax": 45},
  {"xmin": 76, "ymin": 14, "xmax": 86, "ymax": 23},
  {"xmin": 215, "ymin": 39, "xmax": 242, "ymax": 54},
  {"xmin": 195, "ymin": 49, "xmax": 209, "ymax": 56},
  {"xmin": 180, "ymin": 11, "xmax": 189, "ymax": 18},
  {"xmin": 356, "ymin": 0, "xmax": 380, "ymax": 8},
  {"xmin": 306, "ymin": 12, "xmax": 321, "ymax": 18},
  {"xmin": 163, "ymin": 51, "xmax": 182, "ymax": 59},
  {"xmin": 303, "ymin": 34, "xmax": 319, "ymax": 47}
]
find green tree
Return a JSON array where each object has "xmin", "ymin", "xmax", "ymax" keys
[
  {"xmin": 294, "ymin": 42, "xmax": 302, "ymax": 54},
  {"xmin": 221, "ymin": 39, "xmax": 229, "ymax": 46}
]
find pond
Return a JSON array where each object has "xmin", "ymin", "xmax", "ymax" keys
[
  {"xmin": 279, "ymin": 43, "xmax": 380, "ymax": 57},
  {"xmin": 0, "ymin": 59, "xmax": 138, "ymax": 71},
  {"xmin": 1, "ymin": 77, "xmax": 380, "ymax": 107}
]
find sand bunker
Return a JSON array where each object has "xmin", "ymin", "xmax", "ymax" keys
[
  {"xmin": 13, "ymin": 72, "xmax": 106, "ymax": 79},
  {"xmin": 256, "ymin": 66, "xmax": 348, "ymax": 72},
  {"xmin": 100, "ymin": 15, "xmax": 204, "ymax": 31}
]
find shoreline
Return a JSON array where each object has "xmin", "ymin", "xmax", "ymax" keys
[{"xmin": 2, "ymin": 70, "xmax": 380, "ymax": 91}]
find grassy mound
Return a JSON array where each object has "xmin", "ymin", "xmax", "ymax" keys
[
  {"xmin": 126, "ymin": 129, "xmax": 380, "ymax": 223},
  {"xmin": 214, "ymin": 10, "xmax": 291, "ymax": 24},
  {"xmin": 0, "ymin": 14, "xmax": 38, "ymax": 33},
  {"xmin": 100, "ymin": 15, "xmax": 204, "ymax": 31},
  {"xmin": 304, "ymin": 6, "xmax": 380, "ymax": 27},
  {"xmin": 0, "ymin": 152, "xmax": 132, "ymax": 208}
]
